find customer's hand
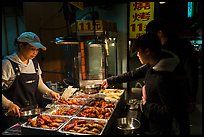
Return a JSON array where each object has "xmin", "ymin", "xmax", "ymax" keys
[
  {"xmin": 7, "ymin": 102, "xmax": 21, "ymax": 117},
  {"xmin": 50, "ymin": 91, "xmax": 60, "ymax": 100},
  {"xmin": 101, "ymin": 79, "xmax": 108, "ymax": 89}
]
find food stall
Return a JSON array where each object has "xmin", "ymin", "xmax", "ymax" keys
[
  {"xmin": 2, "ymin": 88, "xmax": 142, "ymax": 135},
  {"xmin": 2, "ymin": 88, "xmax": 141, "ymax": 135},
  {"xmin": 2, "ymin": 20, "xmax": 141, "ymax": 135}
]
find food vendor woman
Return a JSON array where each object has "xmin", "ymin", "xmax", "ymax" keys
[{"xmin": 1, "ymin": 32, "xmax": 60, "ymax": 132}]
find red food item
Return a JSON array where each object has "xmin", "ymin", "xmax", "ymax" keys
[
  {"xmin": 76, "ymin": 119, "xmax": 86, "ymax": 124},
  {"xmin": 64, "ymin": 123, "xmax": 75, "ymax": 131}
]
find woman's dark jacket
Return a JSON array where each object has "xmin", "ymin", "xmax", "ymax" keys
[
  {"xmin": 163, "ymin": 37, "xmax": 199, "ymax": 103},
  {"xmin": 106, "ymin": 50, "xmax": 189, "ymax": 135}
]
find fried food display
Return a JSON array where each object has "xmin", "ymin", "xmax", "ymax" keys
[
  {"xmin": 25, "ymin": 114, "xmax": 68, "ymax": 129},
  {"xmin": 88, "ymin": 98, "xmax": 116, "ymax": 108},
  {"xmin": 55, "ymin": 98, "xmax": 86, "ymax": 106},
  {"xmin": 51, "ymin": 107, "xmax": 80, "ymax": 116},
  {"xmin": 62, "ymin": 118, "xmax": 106, "ymax": 135},
  {"xmin": 71, "ymin": 94, "xmax": 94, "ymax": 99},
  {"xmin": 77, "ymin": 107, "xmax": 113, "ymax": 119},
  {"xmin": 22, "ymin": 88, "xmax": 124, "ymax": 135},
  {"xmin": 100, "ymin": 89, "xmax": 122, "ymax": 94},
  {"xmin": 100, "ymin": 89, "xmax": 123, "ymax": 101}
]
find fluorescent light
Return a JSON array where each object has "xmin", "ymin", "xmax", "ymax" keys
[
  {"xmin": 159, "ymin": 2, "xmax": 166, "ymax": 4},
  {"xmin": 54, "ymin": 36, "xmax": 80, "ymax": 45}
]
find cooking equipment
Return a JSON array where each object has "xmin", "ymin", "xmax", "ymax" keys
[
  {"xmin": 20, "ymin": 108, "xmax": 44, "ymax": 117},
  {"xmin": 117, "ymin": 117, "xmax": 140, "ymax": 135},
  {"xmin": 81, "ymin": 84, "xmax": 102, "ymax": 94},
  {"xmin": 126, "ymin": 99, "xmax": 141, "ymax": 110},
  {"xmin": 18, "ymin": 107, "xmax": 46, "ymax": 124},
  {"xmin": 4, "ymin": 105, "xmax": 43, "ymax": 116}
]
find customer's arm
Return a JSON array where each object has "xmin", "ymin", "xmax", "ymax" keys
[{"xmin": 107, "ymin": 64, "xmax": 149, "ymax": 85}]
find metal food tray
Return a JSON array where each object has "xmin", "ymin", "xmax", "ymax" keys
[
  {"xmin": 42, "ymin": 105, "xmax": 83, "ymax": 117},
  {"xmin": 87, "ymin": 97, "xmax": 118, "ymax": 108},
  {"xmin": 55, "ymin": 98, "xmax": 91, "ymax": 106},
  {"xmin": 21, "ymin": 114, "xmax": 70, "ymax": 135},
  {"xmin": 69, "ymin": 92, "xmax": 95, "ymax": 99},
  {"xmin": 75, "ymin": 106, "xmax": 114, "ymax": 120},
  {"xmin": 58, "ymin": 116, "xmax": 108, "ymax": 135},
  {"xmin": 73, "ymin": 95, "xmax": 121, "ymax": 120},
  {"xmin": 99, "ymin": 89, "xmax": 124, "ymax": 94},
  {"xmin": 100, "ymin": 89, "xmax": 125, "ymax": 102}
]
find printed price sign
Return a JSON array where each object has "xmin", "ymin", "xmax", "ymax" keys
[
  {"xmin": 129, "ymin": 2, "xmax": 154, "ymax": 39},
  {"xmin": 77, "ymin": 20, "xmax": 103, "ymax": 31}
]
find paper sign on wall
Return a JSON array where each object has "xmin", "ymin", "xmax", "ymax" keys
[{"xmin": 129, "ymin": 2, "xmax": 155, "ymax": 39}]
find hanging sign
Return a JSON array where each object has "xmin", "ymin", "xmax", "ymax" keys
[
  {"xmin": 71, "ymin": 20, "xmax": 117, "ymax": 33},
  {"xmin": 77, "ymin": 20, "xmax": 103, "ymax": 31},
  {"xmin": 129, "ymin": 2, "xmax": 155, "ymax": 39}
]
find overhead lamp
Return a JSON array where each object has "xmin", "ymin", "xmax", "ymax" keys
[
  {"xmin": 53, "ymin": 2, "xmax": 80, "ymax": 45},
  {"xmin": 88, "ymin": 5, "xmax": 105, "ymax": 47},
  {"xmin": 159, "ymin": 2, "xmax": 166, "ymax": 4},
  {"xmin": 88, "ymin": 39, "xmax": 105, "ymax": 45},
  {"xmin": 54, "ymin": 36, "xmax": 80, "ymax": 45},
  {"xmin": 88, "ymin": 39, "xmax": 105, "ymax": 47}
]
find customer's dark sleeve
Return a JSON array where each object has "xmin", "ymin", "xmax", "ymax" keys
[
  {"xmin": 182, "ymin": 41, "xmax": 199, "ymax": 102},
  {"xmin": 106, "ymin": 64, "xmax": 149, "ymax": 85},
  {"xmin": 142, "ymin": 74, "xmax": 181, "ymax": 120}
]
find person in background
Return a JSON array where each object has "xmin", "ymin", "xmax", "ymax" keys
[
  {"xmin": 146, "ymin": 19, "xmax": 199, "ymax": 112},
  {"xmin": 2, "ymin": 32, "xmax": 60, "ymax": 132},
  {"xmin": 102, "ymin": 33, "xmax": 190, "ymax": 135}
]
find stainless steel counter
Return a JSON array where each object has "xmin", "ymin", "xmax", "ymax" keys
[{"xmin": 2, "ymin": 90, "xmax": 142, "ymax": 135}]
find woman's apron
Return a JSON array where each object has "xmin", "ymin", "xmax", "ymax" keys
[{"xmin": 1, "ymin": 59, "xmax": 39, "ymax": 132}]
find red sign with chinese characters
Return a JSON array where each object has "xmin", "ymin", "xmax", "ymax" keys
[{"xmin": 129, "ymin": 2, "xmax": 154, "ymax": 39}]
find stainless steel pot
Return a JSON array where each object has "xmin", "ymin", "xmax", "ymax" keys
[
  {"xmin": 81, "ymin": 84, "xmax": 102, "ymax": 94},
  {"xmin": 117, "ymin": 117, "xmax": 141, "ymax": 135}
]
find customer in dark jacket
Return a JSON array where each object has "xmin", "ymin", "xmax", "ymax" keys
[
  {"xmin": 102, "ymin": 33, "xmax": 190, "ymax": 135},
  {"xmin": 146, "ymin": 19, "xmax": 199, "ymax": 112}
]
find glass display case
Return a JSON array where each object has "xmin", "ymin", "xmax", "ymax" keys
[
  {"xmin": 71, "ymin": 20, "xmax": 118, "ymax": 87},
  {"xmin": 78, "ymin": 36, "xmax": 117, "ymax": 87}
]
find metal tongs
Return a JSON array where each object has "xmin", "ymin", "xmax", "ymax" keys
[{"xmin": 4, "ymin": 105, "xmax": 37, "ymax": 117}]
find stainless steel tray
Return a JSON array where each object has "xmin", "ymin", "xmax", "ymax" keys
[
  {"xmin": 100, "ymin": 89, "xmax": 124, "ymax": 101},
  {"xmin": 72, "ymin": 95, "xmax": 120, "ymax": 120},
  {"xmin": 58, "ymin": 116, "xmax": 108, "ymax": 135},
  {"xmin": 21, "ymin": 114, "xmax": 70, "ymax": 135},
  {"xmin": 87, "ymin": 97, "xmax": 118, "ymax": 108},
  {"xmin": 54, "ymin": 98, "xmax": 90, "ymax": 106},
  {"xmin": 69, "ymin": 92, "xmax": 95, "ymax": 99},
  {"xmin": 42, "ymin": 105, "xmax": 83, "ymax": 117},
  {"xmin": 76, "ymin": 106, "xmax": 114, "ymax": 120}
]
